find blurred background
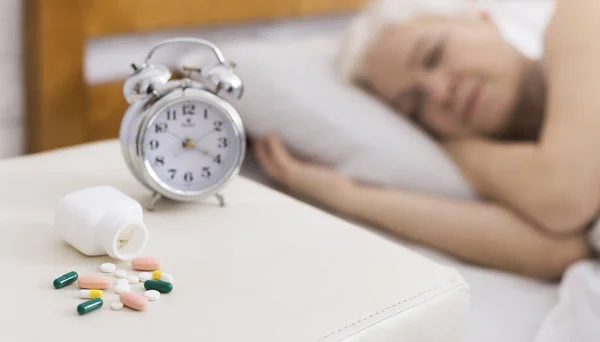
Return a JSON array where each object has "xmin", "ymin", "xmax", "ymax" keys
[{"xmin": 0, "ymin": 0, "xmax": 553, "ymax": 159}]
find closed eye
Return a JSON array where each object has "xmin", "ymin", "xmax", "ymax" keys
[{"xmin": 423, "ymin": 38, "xmax": 446, "ymax": 70}]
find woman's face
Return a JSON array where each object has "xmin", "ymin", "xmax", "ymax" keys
[{"xmin": 362, "ymin": 14, "xmax": 529, "ymax": 139}]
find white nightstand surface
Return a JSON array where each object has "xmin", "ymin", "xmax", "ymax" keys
[{"xmin": 0, "ymin": 141, "xmax": 469, "ymax": 341}]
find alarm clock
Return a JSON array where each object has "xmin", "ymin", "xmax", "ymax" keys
[{"xmin": 120, "ymin": 38, "xmax": 246, "ymax": 210}]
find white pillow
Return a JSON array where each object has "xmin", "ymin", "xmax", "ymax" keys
[{"xmin": 179, "ymin": 35, "xmax": 477, "ymax": 199}]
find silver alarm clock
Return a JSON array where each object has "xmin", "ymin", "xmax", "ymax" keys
[{"xmin": 120, "ymin": 38, "xmax": 246, "ymax": 210}]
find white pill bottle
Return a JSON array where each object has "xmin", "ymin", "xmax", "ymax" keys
[{"xmin": 54, "ymin": 186, "xmax": 149, "ymax": 260}]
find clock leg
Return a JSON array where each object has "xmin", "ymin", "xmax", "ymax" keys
[
  {"xmin": 216, "ymin": 192, "xmax": 225, "ymax": 207},
  {"xmin": 146, "ymin": 192, "xmax": 162, "ymax": 211}
]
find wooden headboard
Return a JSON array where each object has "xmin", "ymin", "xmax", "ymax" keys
[{"xmin": 25, "ymin": 0, "xmax": 367, "ymax": 153}]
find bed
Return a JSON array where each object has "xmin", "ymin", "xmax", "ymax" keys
[{"xmin": 23, "ymin": 1, "xmax": 564, "ymax": 341}]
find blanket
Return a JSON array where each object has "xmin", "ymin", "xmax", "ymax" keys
[{"xmin": 533, "ymin": 222, "xmax": 600, "ymax": 342}]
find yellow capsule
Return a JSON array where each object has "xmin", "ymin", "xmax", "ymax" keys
[
  {"xmin": 79, "ymin": 289, "xmax": 103, "ymax": 299},
  {"xmin": 152, "ymin": 270, "xmax": 173, "ymax": 283}
]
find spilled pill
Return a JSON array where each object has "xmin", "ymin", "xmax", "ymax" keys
[
  {"xmin": 144, "ymin": 290, "xmax": 160, "ymax": 301},
  {"xmin": 114, "ymin": 270, "xmax": 127, "ymax": 278},
  {"xmin": 78, "ymin": 275, "xmax": 111, "ymax": 289},
  {"xmin": 116, "ymin": 279, "xmax": 129, "ymax": 286},
  {"xmin": 53, "ymin": 271, "xmax": 78, "ymax": 289},
  {"xmin": 127, "ymin": 275, "xmax": 139, "ymax": 284},
  {"xmin": 152, "ymin": 270, "xmax": 173, "ymax": 283},
  {"xmin": 144, "ymin": 280, "xmax": 173, "ymax": 294},
  {"xmin": 79, "ymin": 289, "xmax": 103, "ymax": 299},
  {"xmin": 132, "ymin": 257, "xmax": 162, "ymax": 271},
  {"xmin": 110, "ymin": 301, "xmax": 124, "ymax": 311},
  {"xmin": 139, "ymin": 272, "xmax": 152, "ymax": 282},
  {"xmin": 77, "ymin": 298, "xmax": 103, "ymax": 315},
  {"xmin": 100, "ymin": 263, "xmax": 116, "ymax": 273},
  {"xmin": 120, "ymin": 292, "xmax": 149, "ymax": 311},
  {"xmin": 115, "ymin": 283, "xmax": 130, "ymax": 294}
]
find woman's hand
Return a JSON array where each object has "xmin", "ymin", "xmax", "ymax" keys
[{"xmin": 253, "ymin": 135, "xmax": 356, "ymax": 212}]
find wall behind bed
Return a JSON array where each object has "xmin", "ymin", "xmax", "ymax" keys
[{"xmin": 0, "ymin": 0, "xmax": 23, "ymax": 158}]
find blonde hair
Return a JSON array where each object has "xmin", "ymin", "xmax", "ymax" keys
[{"xmin": 337, "ymin": 0, "xmax": 478, "ymax": 82}]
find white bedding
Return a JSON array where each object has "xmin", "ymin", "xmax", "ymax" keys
[{"xmin": 533, "ymin": 261, "xmax": 600, "ymax": 342}]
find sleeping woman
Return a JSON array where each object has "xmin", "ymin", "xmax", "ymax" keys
[{"xmin": 252, "ymin": 0, "xmax": 600, "ymax": 280}]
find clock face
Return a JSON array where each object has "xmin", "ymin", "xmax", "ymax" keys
[{"xmin": 141, "ymin": 98, "xmax": 242, "ymax": 194}]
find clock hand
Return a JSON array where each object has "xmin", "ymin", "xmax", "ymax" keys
[
  {"xmin": 192, "ymin": 146, "xmax": 217, "ymax": 159},
  {"xmin": 166, "ymin": 130, "xmax": 212, "ymax": 155},
  {"xmin": 193, "ymin": 128, "xmax": 217, "ymax": 143},
  {"xmin": 165, "ymin": 130, "xmax": 188, "ymax": 158},
  {"xmin": 175, "ymin": 138, "xmax": 217, "ymax": 159},
  {"xmin": 165, "ymin": 130, "xmax": 186, "ymax": 143},
  {"xmin": 166, "ymin": 130, "xmax": 218, "ymax": 159}
]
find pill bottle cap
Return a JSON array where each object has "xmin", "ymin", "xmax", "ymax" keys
[{"xmin": 97, "ymin": 212, "xmax": 148, "ymax": 260}]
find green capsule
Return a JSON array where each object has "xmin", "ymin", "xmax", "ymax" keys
[
  {"xmin": 53, "ymin": 271, "xmax": 78, "ymax": 289},
  {"xmin": 77, "ymin": 298, "xmax": 103, "ymax": 315},
  {"xmin": 144, "ymin": 280, "xmax": 173, "ymax": 293}
]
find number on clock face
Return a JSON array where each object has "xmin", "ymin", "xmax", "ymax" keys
[{"xmin": 142, "ymin": 99, "xmax": 240, "ymax": 193}]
